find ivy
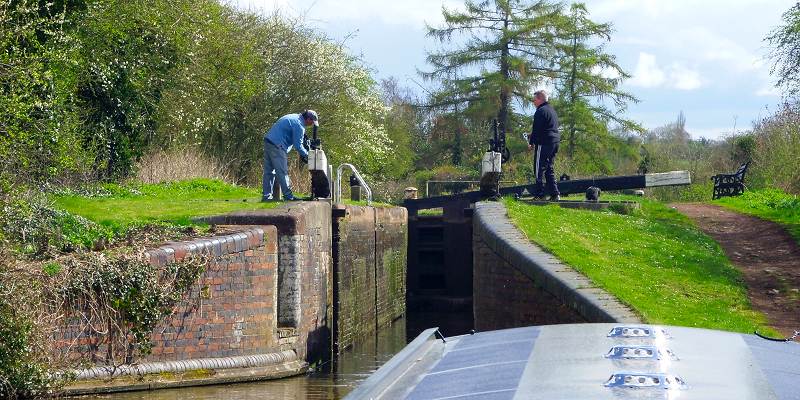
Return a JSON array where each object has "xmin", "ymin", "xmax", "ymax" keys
[{"xmin": 55, "ymin": 250, "xmax": 208, "ymax": 364}]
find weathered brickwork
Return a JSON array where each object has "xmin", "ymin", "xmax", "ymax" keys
[
  {"xmin": 54, "ymin": 200, "xmax": 405, "ymax": 394},
  {"xmin": 198, "ymin": 202, "xmax": 333, "ymax": 363},
  {"xmin": 147, "ymin": 227, "xmax": 279, "ymax": 361},
  {"xmin": 473, "ymin": 202, "xmax": 641, "ymax": 331},
  {"xmin": 294, "ymin": 204, "xmax": 332, "ymax": 363},
  {"xmin": 333, "ymin": 205, "xmax": 407, "ymax": 352},
  {"xmin": 278, "ymin": 234, "xmax": 304, "ymax": 327},
  {"xmin": 473, "ymin": 229, "xmax": 585, "ymax": 331},
  {"xmin": 54, "ymin": 227, "xmax": 281, "ymax": 364},
  {"xmin": 375, "ymin": 207, "xmax": 408, "ymax": 329},
  {"xmin": 333, "ymin": 206, "xmax": 376, "ymax": 351}
]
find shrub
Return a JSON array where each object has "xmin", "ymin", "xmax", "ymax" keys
[
  {"xmin": 134, "ymin": 148, "xmax": 233, "ymax": 185},
  {"xmin": 0, "ymin": 192, "xmax": 112, "ymax": 255},
  {"xmin": 748, "ymin": 103, "xmax": 800, "ymax": 193}
]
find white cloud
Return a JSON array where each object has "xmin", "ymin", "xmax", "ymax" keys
[
  {"xmin": 629, "ymin": 53, "xmax": 703, "ymax": 90},
  {"xmin": 630, "ymin": 53, "xmax": 665, "ymax": 88},
  {"xmin": 673, "ymin": 27, "xmax": 762, "ymax": 73},
  {"xmin": 669, "ymin": 64, "xmax": 702, "ymax": 91}
]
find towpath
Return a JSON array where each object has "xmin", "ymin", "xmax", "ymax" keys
[{"xmin": 673, "ymin": 203, "xmax": 800, "ymax": 336}]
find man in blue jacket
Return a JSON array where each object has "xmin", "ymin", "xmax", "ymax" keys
[
  {"xmin": 527, "ymin": 90, "xmax": 560, "ymax": 201},
  {"xmin": 262, "ymin": 110, "xmax": 316, "ymax": 201}
]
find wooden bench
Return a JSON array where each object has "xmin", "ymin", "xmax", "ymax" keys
[{"xmin": 711, "ymin": 162, "xmax": 750, "ymax": 200}]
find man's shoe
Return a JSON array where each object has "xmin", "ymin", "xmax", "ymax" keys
[
  {"xmin": 549, "ymin": 195, "xmax": 560, "ymax": 202},
  {"xmin": 261, "ymin": 196, "xmax": 274, "ymax": 202},
  {"xmin": 283, "ymin": 195, "xmax": 299, "ymax": 201}
]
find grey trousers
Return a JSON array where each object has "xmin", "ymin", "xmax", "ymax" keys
[{"xmin": 262, "ymin": 140, "xmax": 293, "ymax": 200}]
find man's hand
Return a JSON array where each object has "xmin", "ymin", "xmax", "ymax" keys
[{"xmin": 528, "ymin": 144, "xmax": 533, "ymax": 151}]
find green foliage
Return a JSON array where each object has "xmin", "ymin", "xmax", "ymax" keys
[
  {"xmin": 416, "ymin": 1, "xmax": 643, "ymax": 185},
  {"xmin": 715, "ymin": 189, "xmax": 800, "ymax": 244},
  {"xmin": 424, "ymin": 0, "xmax": 568, "ymax": 137},
  {"xmin": 649, "ymin": 181, "xmax": 715, "ymax": 203},
  {"xmin": 2, "ymin": 0, "xmax": 398, "ymax": 190},
  {"xmin": 766, "ymin": 3, "xmax": 800, "ymax": 97},
  {"xmin": 746, "ymin": 103, "xmax": 800, "ymax": 193},
  {"xmin": 57, "ymin": 251, "xmax": 207, "ymax": 360},
  {"xmin": 503, "ymin": 197, "xmax": 772, "ymax": 333},
  {"xmin": 639, "ymin": 112, "xmax": 741, "ymax": 202},
  {"xmin": 413, "ymin": 164, "xmax": 478, "ymax": 191},
  {"xmin": 0, "ymin": 191, "xmax": 113, "ymax": 255},
  {"xmin": 42, "ymin": 262, "xmax": 62, "ymax": 277},
  {"xmin": 0, "ymin": 0, "xmax": 88, "ymax": 185},
  {"xmin": 0, "ymin": 297, "xmax": 52, "ymax": 399},
  {"xmin": 554, "ymin": 3, "xmax": 642, "ymax": 171},
  {"xmin": 379, "ymin": 79, "xmax": 417, "ymax": 178},
  {"xmin": 74, "ymin": 0, "xmax": 181, "ymax": 180},
  {"xmin": 153, "ymin": 7, "xmax": 393, "ymax": 183}
]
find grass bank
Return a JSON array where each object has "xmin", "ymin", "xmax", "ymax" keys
[
  {"xmin": 54, "ymin": 179, "xmax": 282, "ymax": 231},
  {"xmin": 503, "ymin": 196, "xmax": 771, "ymax": 334},
  {"xmin": 714, "ymin": 189, "xmax": 800, "ymax": 244}
]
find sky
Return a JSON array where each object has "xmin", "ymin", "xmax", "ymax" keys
[{"xmin": 232, "ymin": 0, "xmax": 796, "ymax": 140}]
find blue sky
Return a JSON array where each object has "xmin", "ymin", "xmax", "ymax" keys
[{"xmin": 233, "ymin": 0, "xmax": 795, "ymax": 140}]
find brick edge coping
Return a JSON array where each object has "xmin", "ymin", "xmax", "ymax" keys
[
  {"xmin": 473, "ymin": 202, "xmax": 641, "ymax": 323},
  {"xmin": 146, "ymin": 227, "xmax": 268, "ymax": 265},
  {"xmin": 194, "ymin": 202, "xmax": 323, "ymax": 235}
]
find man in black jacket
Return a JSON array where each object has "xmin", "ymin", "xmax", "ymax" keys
[{"xmin": 527, "ymin": 90, "xmax": 560, "ymax": 201}]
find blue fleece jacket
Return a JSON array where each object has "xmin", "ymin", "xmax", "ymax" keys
[{"xmin": 265, "ymin": 113, "xmax": 309, "ymax": 158}]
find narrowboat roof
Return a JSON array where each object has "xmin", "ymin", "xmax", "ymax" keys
[{"xmin": 345, "ymin": 323, "xmax": 800, "ymax": 400}]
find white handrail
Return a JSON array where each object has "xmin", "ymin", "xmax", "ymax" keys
[{"xmin": 335, "ymin": 163, "xmax": 372, "ymax": 205}]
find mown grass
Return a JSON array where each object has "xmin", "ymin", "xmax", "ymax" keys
[
  {"xmin": 714, "ymin": 189, "xmax": 800, "ymax": 245},
  {"xmin": 503, "ymin": 196, "xmax": 772, "ymax": 334},
  {"xmin": 53, "ymin": 179, "xmax": 283, "ymax": 231}
]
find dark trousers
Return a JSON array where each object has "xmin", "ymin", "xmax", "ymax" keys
[{"xmin": 533, "ymin": 143, "xmax": 559, "ymax": 197}]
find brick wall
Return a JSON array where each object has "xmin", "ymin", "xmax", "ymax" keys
[
  {"xmin": 55, "ymin": 200, "xmax": 403, "ymax": 377},
  {"xmin": 54, "ymin": 227, "xmax": 281, "ymax": 364},
  {"xmin": 198, "ymin": 202, "xmax": 333, "ymax": 363},
  {"xmin": 333, "ymin": 205, "xmax": 407, "ymax": 352},
  {"xmin": 473, "ymin": 202, "xmax": 641, "ymax": 332},
  {"xmin": 375, "ymin": 207, "xmax": 408, "ymax": 329},
  {"xmin": 473, "ymin": 228, "xmax": 584, "ymax": 331}
]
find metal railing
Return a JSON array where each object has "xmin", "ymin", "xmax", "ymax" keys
[{"xmin": 335, "ymin": 164, "xmax": 372, "ymax": 205}]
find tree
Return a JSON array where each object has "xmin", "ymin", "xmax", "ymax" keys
[
  {"xmin": 766, "ymin": 2, "xmax": 800, "ymax": 98},
  {"xmin": 73, "ymin": 0, "xmax": 188, "ymax": 180},
  {"xmin": 0, "ymin": 0, "xmax": 87, "ymax": 185},
  {"xmin": 423, "ymin": 0, "xmax": 567, "ymax": 140},
  {"xmin": 553, "ymin": 3, "xmax": 641, "ymax": 172}
]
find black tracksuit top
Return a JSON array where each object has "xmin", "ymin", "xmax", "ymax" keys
[{"xmin": 529, "ymin": 102, "xmax": 560, "ymax": 145}]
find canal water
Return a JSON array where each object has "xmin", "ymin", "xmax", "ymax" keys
[{"xmin": 81, "ymin": 310, "xmax": 472, "ymax": 400}]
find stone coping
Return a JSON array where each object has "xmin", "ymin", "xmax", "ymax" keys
[
  {"xmin": 473, "ymin": 202, "xmax": 641, "ymax": 323},
  {"xmin": 146, "ymin": 227, "xmax": 267, "ymax": 265}
]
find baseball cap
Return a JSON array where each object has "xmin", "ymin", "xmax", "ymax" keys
[{"xmin": 303, "ymin": 110, "xmax": 319, "ymax": 126}]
